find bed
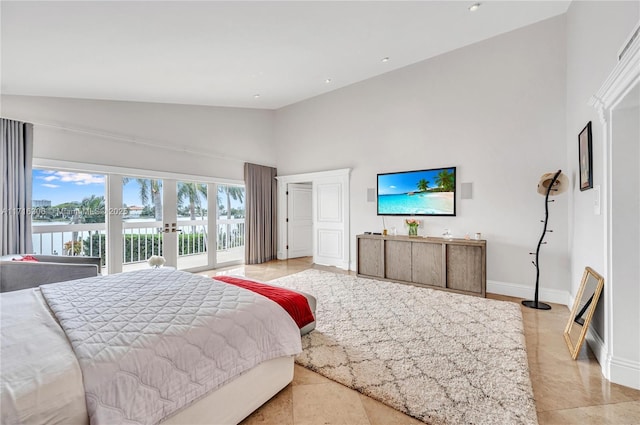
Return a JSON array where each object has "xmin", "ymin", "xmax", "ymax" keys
[{"xmin": 0, "ymin": 268, "xmax": 316, "ymax": 425}]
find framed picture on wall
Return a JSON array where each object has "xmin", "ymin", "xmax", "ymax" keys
[{"xmin": 578, "ymin": 121, "xmax": 593, "ymax": 191}]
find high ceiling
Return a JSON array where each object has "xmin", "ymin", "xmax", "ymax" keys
[{"xmin": 1, "ymin": 1, "xmax": 570, "ymax": 110}]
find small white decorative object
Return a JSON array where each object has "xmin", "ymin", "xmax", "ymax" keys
[{"xmin": 148, "ymin": 255, "xmax": 166, "ymax": 268}]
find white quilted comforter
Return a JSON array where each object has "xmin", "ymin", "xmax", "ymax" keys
[{"xmin": 39, "ymin": 268, "xmax": 302, "ymax": 425}]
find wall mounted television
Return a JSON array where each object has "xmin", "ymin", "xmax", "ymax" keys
[{"xmin": 377, "ymin": 167, "xmax": 456, "ymax": 216}]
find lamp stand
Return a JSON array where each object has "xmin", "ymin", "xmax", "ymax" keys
[{"xmin": 522, "ymin": 170, "xmax": 562, "ymax": 310}]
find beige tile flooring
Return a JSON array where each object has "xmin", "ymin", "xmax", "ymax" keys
[{"xmin": 200, "ymin": 258, "xmax": 640, "ymax": 425}]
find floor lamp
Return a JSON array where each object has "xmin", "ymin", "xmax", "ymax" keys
[{"xmin": 523, "ymin": 169, "xmax": 568, "ymax": 310}]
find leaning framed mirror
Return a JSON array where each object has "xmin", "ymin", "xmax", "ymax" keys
[{"xmin": 564, "ymin": 267, "xmax": 604, "ymax": 359}]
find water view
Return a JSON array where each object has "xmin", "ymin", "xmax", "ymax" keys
[
  {"xmin": 378, "ymin": 192, "xmax": 454, "ymax": 215},
  {"xmin": 32, "ymin": 218, "xmax": 205, "ymax": 256}
]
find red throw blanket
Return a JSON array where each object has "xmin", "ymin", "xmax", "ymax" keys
[
  {"xmin": 214, "ymin": 276, "xmax": 315, "ymax": 328},
  {"xmin": 13, "ymin": 255, "xmax": 39, "ymax": 262}
]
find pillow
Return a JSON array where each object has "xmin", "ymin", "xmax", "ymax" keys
[{"xmin": 12, "ymin": 255, "xmax": 39, "ymax": 262}]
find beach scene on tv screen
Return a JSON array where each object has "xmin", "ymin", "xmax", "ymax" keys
[{"xmin": 378, "ymin": 168, "xmax": 455, "ymax": 215}]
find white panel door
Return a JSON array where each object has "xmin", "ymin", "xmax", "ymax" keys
[
  {"xmin": 287, "ymin": 183, "xmax": 313, "ymax": 258},
  {"xmin": 313, "ymin": 175, "xmax": 349, "ymax": 268},
  {"xmin": 276, "ymin": 168, "xmax": 350, "ymax": 269}
]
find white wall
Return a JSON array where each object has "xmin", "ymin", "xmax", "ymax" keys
[
  {"xmin": 611, "ymin": 105, "xmax": 640, "ymax": 366},
  {"xmin": 565, "ymin": 0, "xmax": 639, "ymax": 341},
  {"xmin": 275, "ymin": 16, "xmax": 569, "ymax": 300},
  {"xmin": 0, "ymin": 95, "xmax": 275, "ymax": 180}
]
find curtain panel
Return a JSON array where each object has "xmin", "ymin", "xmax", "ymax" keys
[
  {"xmin": 244, "ymin": 163, "xmax": 277, "ymax": 264},
  {"xmin": 1, "ymin": 118, "xmax": 34, "ymax": 256}
]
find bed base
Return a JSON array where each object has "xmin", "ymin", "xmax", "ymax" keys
[{"xmin": 161, "ymin": 356, "xmax": 294, "ymax": 425}]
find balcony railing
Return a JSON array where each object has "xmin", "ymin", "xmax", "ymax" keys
[
  {"xmin": 32, "ymin": 222, "xmax": 106, "ymax": 257},
  {"xmin": 31, "ymin": 218, "xmax": 245, "ymax": 265}
]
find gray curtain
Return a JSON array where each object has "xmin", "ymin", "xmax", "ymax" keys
[
  {"xmin": 244, "ymin": 162, "xmax": 277, "ymax": 264},
  {"xmin": 1, "ymin": 118, "xmax": 33, "ymax": 256}
]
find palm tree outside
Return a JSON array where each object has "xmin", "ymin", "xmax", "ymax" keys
[
  {"xmin": 178, "ymin": 182, "xmax": 207, "ymax": 220},
  {"xmin": 218, "ymin": 185, "xmax": 245, "ymax": 250},
  {"xmin": 79, "ymin": 195, "xmax": 106, "ymax": 223},
  {"xmin": 218, "ymin": 185, "xmax": 244, "ymax": 220},
  {"xmin": 178, "ymin": 182, "xmax": 208, "ymax": 245},
  {"xmin": 123, "ymin": 177, "xmax": 163, "ymax": 221},
  {"xmin": 68, "ymin": 195, "xmax": 106, "ymax": 255}
]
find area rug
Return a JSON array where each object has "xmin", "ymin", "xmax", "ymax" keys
[{"xmin": 270, "ymin": 269, "xmax": 537, "ymax": 425}]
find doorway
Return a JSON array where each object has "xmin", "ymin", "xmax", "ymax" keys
[
  {"xmin": 286, "ymin": 183, "xmax": 312, "ymax": 259},
  {"xmin": 276, "ymin": 168, "xmax": 350, "ymax": 269}
]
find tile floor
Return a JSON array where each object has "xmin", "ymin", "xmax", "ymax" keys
[{"xmin": 200, "ymin": 258, "xmax": 640, "ymax": 425}]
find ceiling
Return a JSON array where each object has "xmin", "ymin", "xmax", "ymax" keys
[{"xmin": 1, "ymin": 1, "xmax": 570, "ymax": 110}]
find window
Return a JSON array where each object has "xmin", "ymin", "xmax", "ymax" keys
[{"xmin": 31, "ymin": 169, "xmax": 107, "ymax": 264}]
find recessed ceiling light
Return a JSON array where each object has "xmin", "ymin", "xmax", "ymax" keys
[
  {"xmin": 253, "ymin": 94, "xmax": 261, "ymax": 99},
  {"xmin": 381, "ymin": 57, "xmax": 390, "ymax": 63},
  {"xmin": 468, "ymin": 3, "xmax": 481, "ymax": 12},
  {"xmin": 325, "ymin": 78, "xmax": 332, "ymax": 84}
]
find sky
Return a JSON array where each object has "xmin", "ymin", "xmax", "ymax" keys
[
  {"xmin": 32, "ymin": 169, "xmax": 243, "ymax": 209},
  {"xmin": 377, "ymin": 168, "xmax": 455, "ymax": 195},
  {"xmin": 32, "ymin": 169, "xmax": 106, "ymax": 205}
]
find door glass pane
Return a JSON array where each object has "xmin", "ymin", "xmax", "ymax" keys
[
  {"xmin": 31, "ymin": 169, "xmax": 107, "ymax": 268},
  {"xmin": 217, "ymin": 184, "xmax": 245, "ymax": 264},
  {"xmin": 122, "ymin": 177, "xmax": 163, "ymax": 272},
  {"xmin": 177, "ymin": 181, "xmax": 208, "ymax": 270}
]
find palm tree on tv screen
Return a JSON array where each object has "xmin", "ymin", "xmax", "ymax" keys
[
  {"xmin": 435, "ymin": 170, "xmax": 454, "ymax": 192},
  {"xmin": 416, "ymin": 179, "xmax": 429, "ymax": 192}
]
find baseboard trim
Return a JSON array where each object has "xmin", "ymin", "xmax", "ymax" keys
[
  {"xmin": 487, "ymin": 280, "xmax": 569, "ymax": 306},
  {"xmin": 571, "ymin": 312, "xmax": 640, "ymax": 390},
  {"xmin": 585, "ymin": 327, "xmax": 608, "ymax": 372},
  {"xmin": 315, "ymin": 258, "xmax": 350, "ymax": 271},
  {"xmin": 610, "ymin": 356, "xmax": 640, "ymax": 390},
  {"xmin": 342, "ymin": 276, "xmax": 571, "ymax": 305}
]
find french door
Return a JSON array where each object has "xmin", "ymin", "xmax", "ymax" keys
[
  {"xmin": 110, "ymin": 177, "xmax": 244, "ymax": 274},
  {"xmin": 31, "ymin": 165, "xmax": 245, "ymax": 275}
]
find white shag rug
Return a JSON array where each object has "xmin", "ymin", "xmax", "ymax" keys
[{"xmin": 270, "ymin": 269, "xmax": 538, "ymax": 425}]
